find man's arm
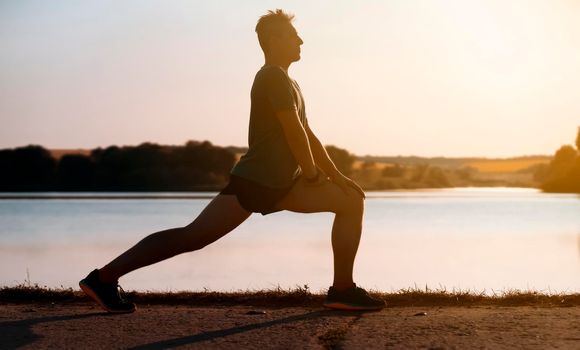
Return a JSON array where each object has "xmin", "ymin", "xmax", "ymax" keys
[
  {"xmin": 276, "ymin": 111, "xmax": 365, "ymax": 196},
  {"xmin": 305, "ymin": 124, "xmax": 340, "ymax": 177},
  {"xmin": 305, "ymin": 123, "xmax": 366, "ymax": 197},
  {"xmin": 275, "ymin": 110, "xmax": 318, "ymax": 179}
]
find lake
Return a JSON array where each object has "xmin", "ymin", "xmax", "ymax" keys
[{"xmin": 0, "ymin": 188, "xmax": 578, "ymax": 294}]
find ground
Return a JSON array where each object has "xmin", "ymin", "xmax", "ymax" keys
[{"xmin": 2, "ymin": 303, "xmax": 579, "ymax": 349}]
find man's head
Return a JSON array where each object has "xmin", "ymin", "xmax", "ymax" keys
[{"xmin": 255, "ymin": 9, "xmax": 303, "ymax": 63}]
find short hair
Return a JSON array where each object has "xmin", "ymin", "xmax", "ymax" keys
[{"xmin": 255, "ymin": 9, "xmax": 295, "ymax": 53}]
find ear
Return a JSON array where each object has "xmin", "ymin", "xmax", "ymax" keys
[{"xmin": 267, "ymin": 34, "xmax": 280, "ymax": 51}]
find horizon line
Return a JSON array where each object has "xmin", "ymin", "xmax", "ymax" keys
[{"xmin": 2, "ymin": 142, "xmax": 555, "ymax": 160}]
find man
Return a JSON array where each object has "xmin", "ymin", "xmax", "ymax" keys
[{"xmin": 79, "ymin": 9, "xmax": 385, "ymax": 313}]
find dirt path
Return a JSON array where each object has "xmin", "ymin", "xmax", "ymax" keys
[{"xmin": 1, "ymin": 303, "xmax": 579, "ymax": 349}]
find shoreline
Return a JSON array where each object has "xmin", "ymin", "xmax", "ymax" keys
[
  {"xmin": 2, "ymin": 285, "xmax": 578, "ymax": 308},
  {"xmin": 2, "ymin": 187, "xmax": 575, "ymax": 201}
]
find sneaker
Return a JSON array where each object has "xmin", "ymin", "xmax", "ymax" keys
[
  {"xmin": 323, "ymin": 284, "xmax": 386, "ymax": 311},
  {"xmin": 79, "ymin": 269, "xmax": 136, "ymax": 313}
]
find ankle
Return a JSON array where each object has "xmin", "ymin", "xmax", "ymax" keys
[
  {"xmin": 332, "ymin": 282, "xmax": 355, "ymax": 291},
  {"xmin": 97, "ymin": 268, "xmax": 118, "ymax": 284}
]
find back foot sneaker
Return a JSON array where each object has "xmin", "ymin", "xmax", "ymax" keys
[
  {"xmin": 79, "ymin": 269, "xmax": 136, "ymax": 313},
  {"xmin": 323, "ymin": 284, "xmax": 386, "ymax": 311}
]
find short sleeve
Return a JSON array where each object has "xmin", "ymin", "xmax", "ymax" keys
[{"xmin": 262, "ymin": 67, "xmax": 296, "ymax": 112}]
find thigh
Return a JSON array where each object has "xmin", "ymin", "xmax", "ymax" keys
[
  {"xmin": 274, "ymin": 178, "xmax": 362, "ymax": 214},
  {"xmin": 185, "ymin": 194, "xmax": 251, "ymax": 234}
]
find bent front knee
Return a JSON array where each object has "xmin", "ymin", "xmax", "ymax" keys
[
  {"xmin": 335, "ymin": 195, "xmax": 364, "ymax": 216},
  {"xmin": 351, "ymin": 195, "xmax": 364, "ymax": 214}
]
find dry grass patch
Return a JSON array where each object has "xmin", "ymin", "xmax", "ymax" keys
[
  {"xmin": 1, "ymin": 284, "xmax": 578, "ymax": 308},
  {"xmin": 466, "ymin": 158, "xmax": 550, "ymax": 173}
]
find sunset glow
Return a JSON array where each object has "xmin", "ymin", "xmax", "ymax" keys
[{"xmin": 1, "ymin": 0, "xmax": 579, "ymax": 157}]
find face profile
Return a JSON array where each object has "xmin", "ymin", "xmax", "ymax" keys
[{"xmin": 267, "ymin": 24, "xmax": 304, "ymax": 63}]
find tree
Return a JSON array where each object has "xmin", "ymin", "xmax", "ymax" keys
[
  {"xmin": 411, "ymin": 164, "xmax": 430, "ymax": 182},
  {"xmin": 382, "ymin": 164, "xmax": 405, "ymax": 177},
  {"xmin": 0, "ymin": 145, "xmax": 56, "ymax": 191},
  {"xmin": 541, "ymin": 145, "xmax": 578, "ymax": 193},
  {"xmin": 57, "ymin": 154, "xmax": 95, "ymax": 190},
  {"xmin": 424, "ymin": 166, "xmax": 451, "ymax": 187},
  {"xmin": 576, "ymin": 126, "xmax": 580, "ymax": 151},
  {"xmin": 324, "ymin": 145, "xmax": 355, "ymax": 176},
  {"xmin": 552, "ymin": 145, "xmax": 577, "ymax": 166}
]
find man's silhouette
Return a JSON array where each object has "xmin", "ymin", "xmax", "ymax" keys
[{"xmin": 80, "ymin": 9, "xmax": 385, "ymax": 313}]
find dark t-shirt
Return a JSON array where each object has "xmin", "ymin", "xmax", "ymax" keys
[{"xmin": 230, "ymin": 65, "xmax": 308, "ymax": 188}]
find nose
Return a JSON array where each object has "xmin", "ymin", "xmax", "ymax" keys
[{"xmin": 298, "ymin": 36, "xmax": 304, "ymax": 45}]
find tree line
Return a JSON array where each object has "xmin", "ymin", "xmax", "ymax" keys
[
  {"xmin": 0, "ymin": 141, "xmax": 236, "ymax": 191},
  {"xmin": 0, "ymin": 142, "xmax": 358, "ymax": 192},
  {"xmin": 3, "ymin": 135, "xmax": 576, "ymax": 193}
]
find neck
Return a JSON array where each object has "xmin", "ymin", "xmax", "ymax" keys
[{"xmin": 264, "ymin": 55, "xmax": 291, "ymax": 72}]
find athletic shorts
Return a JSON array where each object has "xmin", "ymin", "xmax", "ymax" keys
[{"xmin": 219, "ymin": 174, "xmax": 298, "ymax": 215}]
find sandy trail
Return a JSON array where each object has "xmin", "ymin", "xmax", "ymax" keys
[{"xmin": 1, "ymin": 303, "xmax": 579, "ymax": 349}]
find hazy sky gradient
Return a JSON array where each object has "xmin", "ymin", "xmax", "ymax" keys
[{"xmin": 1, "ymin": 0, "xmax": 579, "ymax": 157}]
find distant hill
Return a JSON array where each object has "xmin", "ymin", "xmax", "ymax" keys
[
  {"xmin": 351, "ymin": 154, "xmax": 552, "ymax": 190},
  {"xmin": 359, "ymin": 155, "xmax": 551, "ymax": 172}
]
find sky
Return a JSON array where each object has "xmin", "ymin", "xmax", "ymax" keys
[{"xmin": 1, "ymin": 0, "xmax": 579, "ymax": 157}]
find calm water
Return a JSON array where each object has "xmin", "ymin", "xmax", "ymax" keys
[{"xmin": 1, "ymin": 188, "xmax": 578, "ymax": 293}]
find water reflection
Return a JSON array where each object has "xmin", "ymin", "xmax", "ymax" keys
[{"xmin": 1, "ymin": 188, "xmax": 579, "ymax": 292}]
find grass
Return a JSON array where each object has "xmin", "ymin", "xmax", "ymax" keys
[{"xmin": 1, "ymin": 283, "xmax": 578, "ymax": 308}]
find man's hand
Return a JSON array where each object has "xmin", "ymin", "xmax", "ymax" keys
[
  {"xmin": 327, "ymin": 170, "xmax": 366, "ymax": 199},
  {"xmin": 301, "ymin": 166, "xmax": 330, "ymax": 187}
]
